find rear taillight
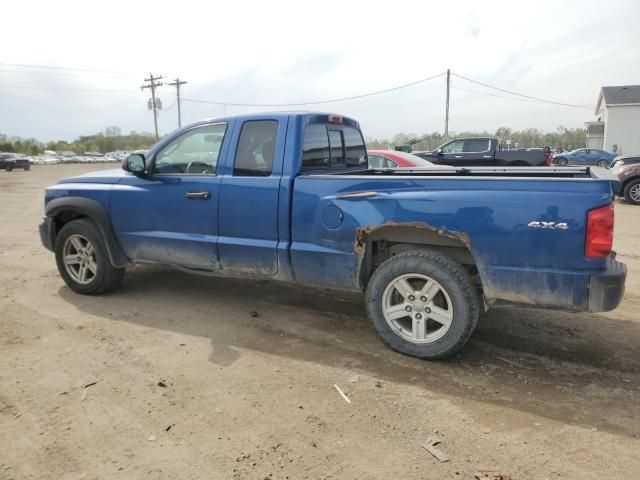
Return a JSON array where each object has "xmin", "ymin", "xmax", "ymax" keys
[{"xmin": 585, "ymin": 204, "xmax": 614, "ymax": 258}]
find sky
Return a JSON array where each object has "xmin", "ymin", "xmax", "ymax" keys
[{"xmin": 1, "ymin": 0, "xmax": 639, "ymax": 142}]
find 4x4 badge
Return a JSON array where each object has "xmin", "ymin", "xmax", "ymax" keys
[{"xmin": 528, "ymin": 221, "xmax": 569, "ymax": 230}]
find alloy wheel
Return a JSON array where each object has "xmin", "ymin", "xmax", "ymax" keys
[
  {"xmin": 62, "ymin": 234, "xmax": 98, "ymax": 285},
  {"xmin": 381, "ymin": 273, "xmax": 454, "ymax": 344}
]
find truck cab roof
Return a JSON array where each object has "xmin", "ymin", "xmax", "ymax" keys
[{"xmin": 197, "ymin": 111, "xmax": 360, "ymax": 127}]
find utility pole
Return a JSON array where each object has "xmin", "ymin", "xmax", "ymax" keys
[
  {"xmin": 444, "ymin": 69, "xmax": 450, "ymax": 141},
  {"xmin": 168, "ymin": 78, "xmax": 187, "ymax": 128},
  {"xmin": 141, "ymin": 73, "xmax": 163, "ymax": 140}
]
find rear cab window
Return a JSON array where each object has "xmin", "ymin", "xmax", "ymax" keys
[
  {"xmin": 464, "ymin": 139, "xmax": 491, "ymax": 153},
  {"xmin": 302, "ymin": 119, "xmax": 367, "ymax": 173},
  {"xmin": 234, "ymin": 120, "xmax": 278, "ymax": 176}
]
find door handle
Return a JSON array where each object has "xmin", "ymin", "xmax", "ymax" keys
[
  {"xmin": 186, "ymin": 191, "xmax": 211, "ymax": 200},
  {"xmin": 454, "ymin": 155, "xmax": 463, "ymax": 158}
]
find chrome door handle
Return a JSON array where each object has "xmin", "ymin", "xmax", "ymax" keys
[{"xmin": 186, "ymin": 191, "xmax": 211, "ymax": 200}]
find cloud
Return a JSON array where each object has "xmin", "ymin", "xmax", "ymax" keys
[{"xmin": 464, "ymin": 14, "xmax": 480, "ymax": 38}]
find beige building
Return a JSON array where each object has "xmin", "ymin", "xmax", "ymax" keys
[{"xmin": 591, "ymin": 85, "xmax": 640, "ymax": 155}]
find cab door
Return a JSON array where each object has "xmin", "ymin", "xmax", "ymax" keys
[
  {"xmin": 463, "ymin": 138, "xmax": 494, "ymax": 166},
  {"xmin": 111, "ymin": 122, "xmax": 229, "ymax": 268},
  {"xmin": 434, "ymin": 139, "xmax": 466, "ymax": 166},
  {"xmin": 217, "ymin": 116, "xmax": 286, "ymax": 275},
  {"xmin": 435, "ymin": 139, "xmax": 494, "ymax": 166}
]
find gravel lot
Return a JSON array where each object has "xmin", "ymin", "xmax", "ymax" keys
[{"xmin": 1, "ymin": 164, "xmax": 640, "ymax": 479}]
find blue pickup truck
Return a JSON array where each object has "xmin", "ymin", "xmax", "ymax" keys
[{"xmin": 40, "ymin": 112, "xmax": 626, "ymax": 359}]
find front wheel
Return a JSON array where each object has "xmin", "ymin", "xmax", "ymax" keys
[
  {"xmin": 365, "ymin": 249, "xmax": 480, "ymax": 360},
  {"xmin": 556, "ymin": 157, "xmax": 568, "ymax": 166},
  {"xmin": 624, "ymin": 179, "xmax": 640, "ymax": 205},
  {"xmin": 5, "ymin": 163, "xmax": 13, "ymax": 172},
  {"xmin": 54, "ymin": 219, "xmax": 125, "ymax": 294}
]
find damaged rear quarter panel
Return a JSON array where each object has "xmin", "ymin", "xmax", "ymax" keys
[
  {"xmin": 354, "ymin": 221, "xmax": 471, "ymax": 257},
  {"xmin": 290, "ymin": 175, "xmax": 612, "ymax": 309}
]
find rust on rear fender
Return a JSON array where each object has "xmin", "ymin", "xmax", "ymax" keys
[{"xmin": 354, "ymin": 220, "xmax": 472, "ymax": 256}]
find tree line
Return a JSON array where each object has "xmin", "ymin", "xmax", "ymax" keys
[
  {"xmin": 366, "ymin": 126, "xmax": 587, "ymax": 151},
  {"xmin": 1, "ymin": 125, "xmax": 587, "ymax": 156},
  {"xmin": 0, "ymin": 126, "xmax": 156, "ymax": 155}
]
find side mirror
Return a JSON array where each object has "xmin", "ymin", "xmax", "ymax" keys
[
  {"xmin": 123, "ymin": 153, "xmax": 146, "ymax": 176},
  {"xmin": 436, "ymin": 148, "xmax": 444, "ymax": 155}
]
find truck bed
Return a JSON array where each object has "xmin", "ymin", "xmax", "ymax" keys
[{"xmin": 291, "ymin": 165, "xmax": 619, "ymax": 310}]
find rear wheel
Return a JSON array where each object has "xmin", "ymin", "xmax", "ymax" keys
[
  {"xmin": 624, "ymin": 179, "xmax": 640, "ymax": 205},
  {"xmin": 23, "ymin": 163, "xmax": 31, "ymax": 171},
  {"xmin": 5, "ymin": 163, "xmax": 13, "ymax": 172},
  {"xmin": 556, "ymin": 157, "xmax": 568, "ymax": 166},
  {"xmin": 54, "ymin": 219, "xmax": 125, "ymax": 294},
  {"xmin": 597, "ymin": 159, "xmax": 609, "ymax": 168},
  {"xmin": 365, "ymin": 249, "xmax": 480, "ymax": 359}
]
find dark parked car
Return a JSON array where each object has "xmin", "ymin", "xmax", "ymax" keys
[
  {"xmin": 611, "ymin": 155, "xmax": 640, "ymax": 204},
  {"xmin": 414, "ymin": 137, "xmax": 551, "ymax": 167},
  {"xmin": 0, "ymin": 152, "xmax": 31, "ymax": 171},
  {"xmin": 553, "ymin": 148, "xmax": 616, "ymax": 168}
]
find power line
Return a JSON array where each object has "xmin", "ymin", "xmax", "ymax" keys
[
  {"xmin": 0, "ymin": 62, "xmax": 133, "ymax": 76},
  {"xmin": 180, "ymin": 72, "xmax": 446, "ymax": 107},
  {"xmin": 451, "ymin": 72, "xmax": 593, "ymax": 109},
  {"xmin": 0, "ymin": 63, "xmax": 593, "ymax": 111},
  {"xmin": 162, "ymin": 98, "xmax": 178, "ymax": 110},
  {"xmin": 0, "ymin": 85, "xmax": 138, "ymax": 93},
  {"xmin": 451, "ymin": 85, "xmax": 542, "ymax": 104},
  {"xmin": 0, "ymin": 67, "xmax": 135, "ymax": 79}
]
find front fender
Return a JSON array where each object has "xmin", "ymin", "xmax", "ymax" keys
[{"xmin": 44, "ymin": 197, "xmax": 130, "ymax": 268}]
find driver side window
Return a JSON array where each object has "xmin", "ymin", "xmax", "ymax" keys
[
  {"xmin": 154, "ymin": 123, "xmax": 227, "ymax": 175},
  {"xmin": 442, "ymin": 140, "xmax": 464, "ymax": 153}
]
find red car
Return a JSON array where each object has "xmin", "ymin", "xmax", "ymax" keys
[{"xmin": 368, "ymin": 149, "xmax": 441, "ymax": 169}]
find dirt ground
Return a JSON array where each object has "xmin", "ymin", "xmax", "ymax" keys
[{"xmin": 1, "ymin": 164, "xmax": 640, "ymax": 480}]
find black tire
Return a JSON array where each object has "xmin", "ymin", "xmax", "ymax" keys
[
  {"xmin": 624, "ymin": 179, "xmax": 640, "ymax": 205},
  {"xmin": 54, "ymin": 218, "xmax": 125, "ymax": 294},
  {"xmin": 365, "ymin": 249, "xmax": 480, "ymax": 360},
  {"xmin": 556, "ymin": 157, "xmax": 568, "ymax": 166},
  {"xmin": 5, "ymin": 163, "xmax": 13, "ymax": 172},
  {"xmin": 24, "ymin": 163, "xmax": 31, "ymax": 171}
]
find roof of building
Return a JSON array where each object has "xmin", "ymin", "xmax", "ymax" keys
[{"xmin": 595, "ymin": 85, "xmax": 640, "ymax": 113}]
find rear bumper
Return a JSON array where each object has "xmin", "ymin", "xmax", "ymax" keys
[
  {"xmin": 588, "ymin": 255, "xmax": 626, "ymax": 312},
  {"xmin": 39, "ymin": 216, "xmax": 55, "ymax": 251}
]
